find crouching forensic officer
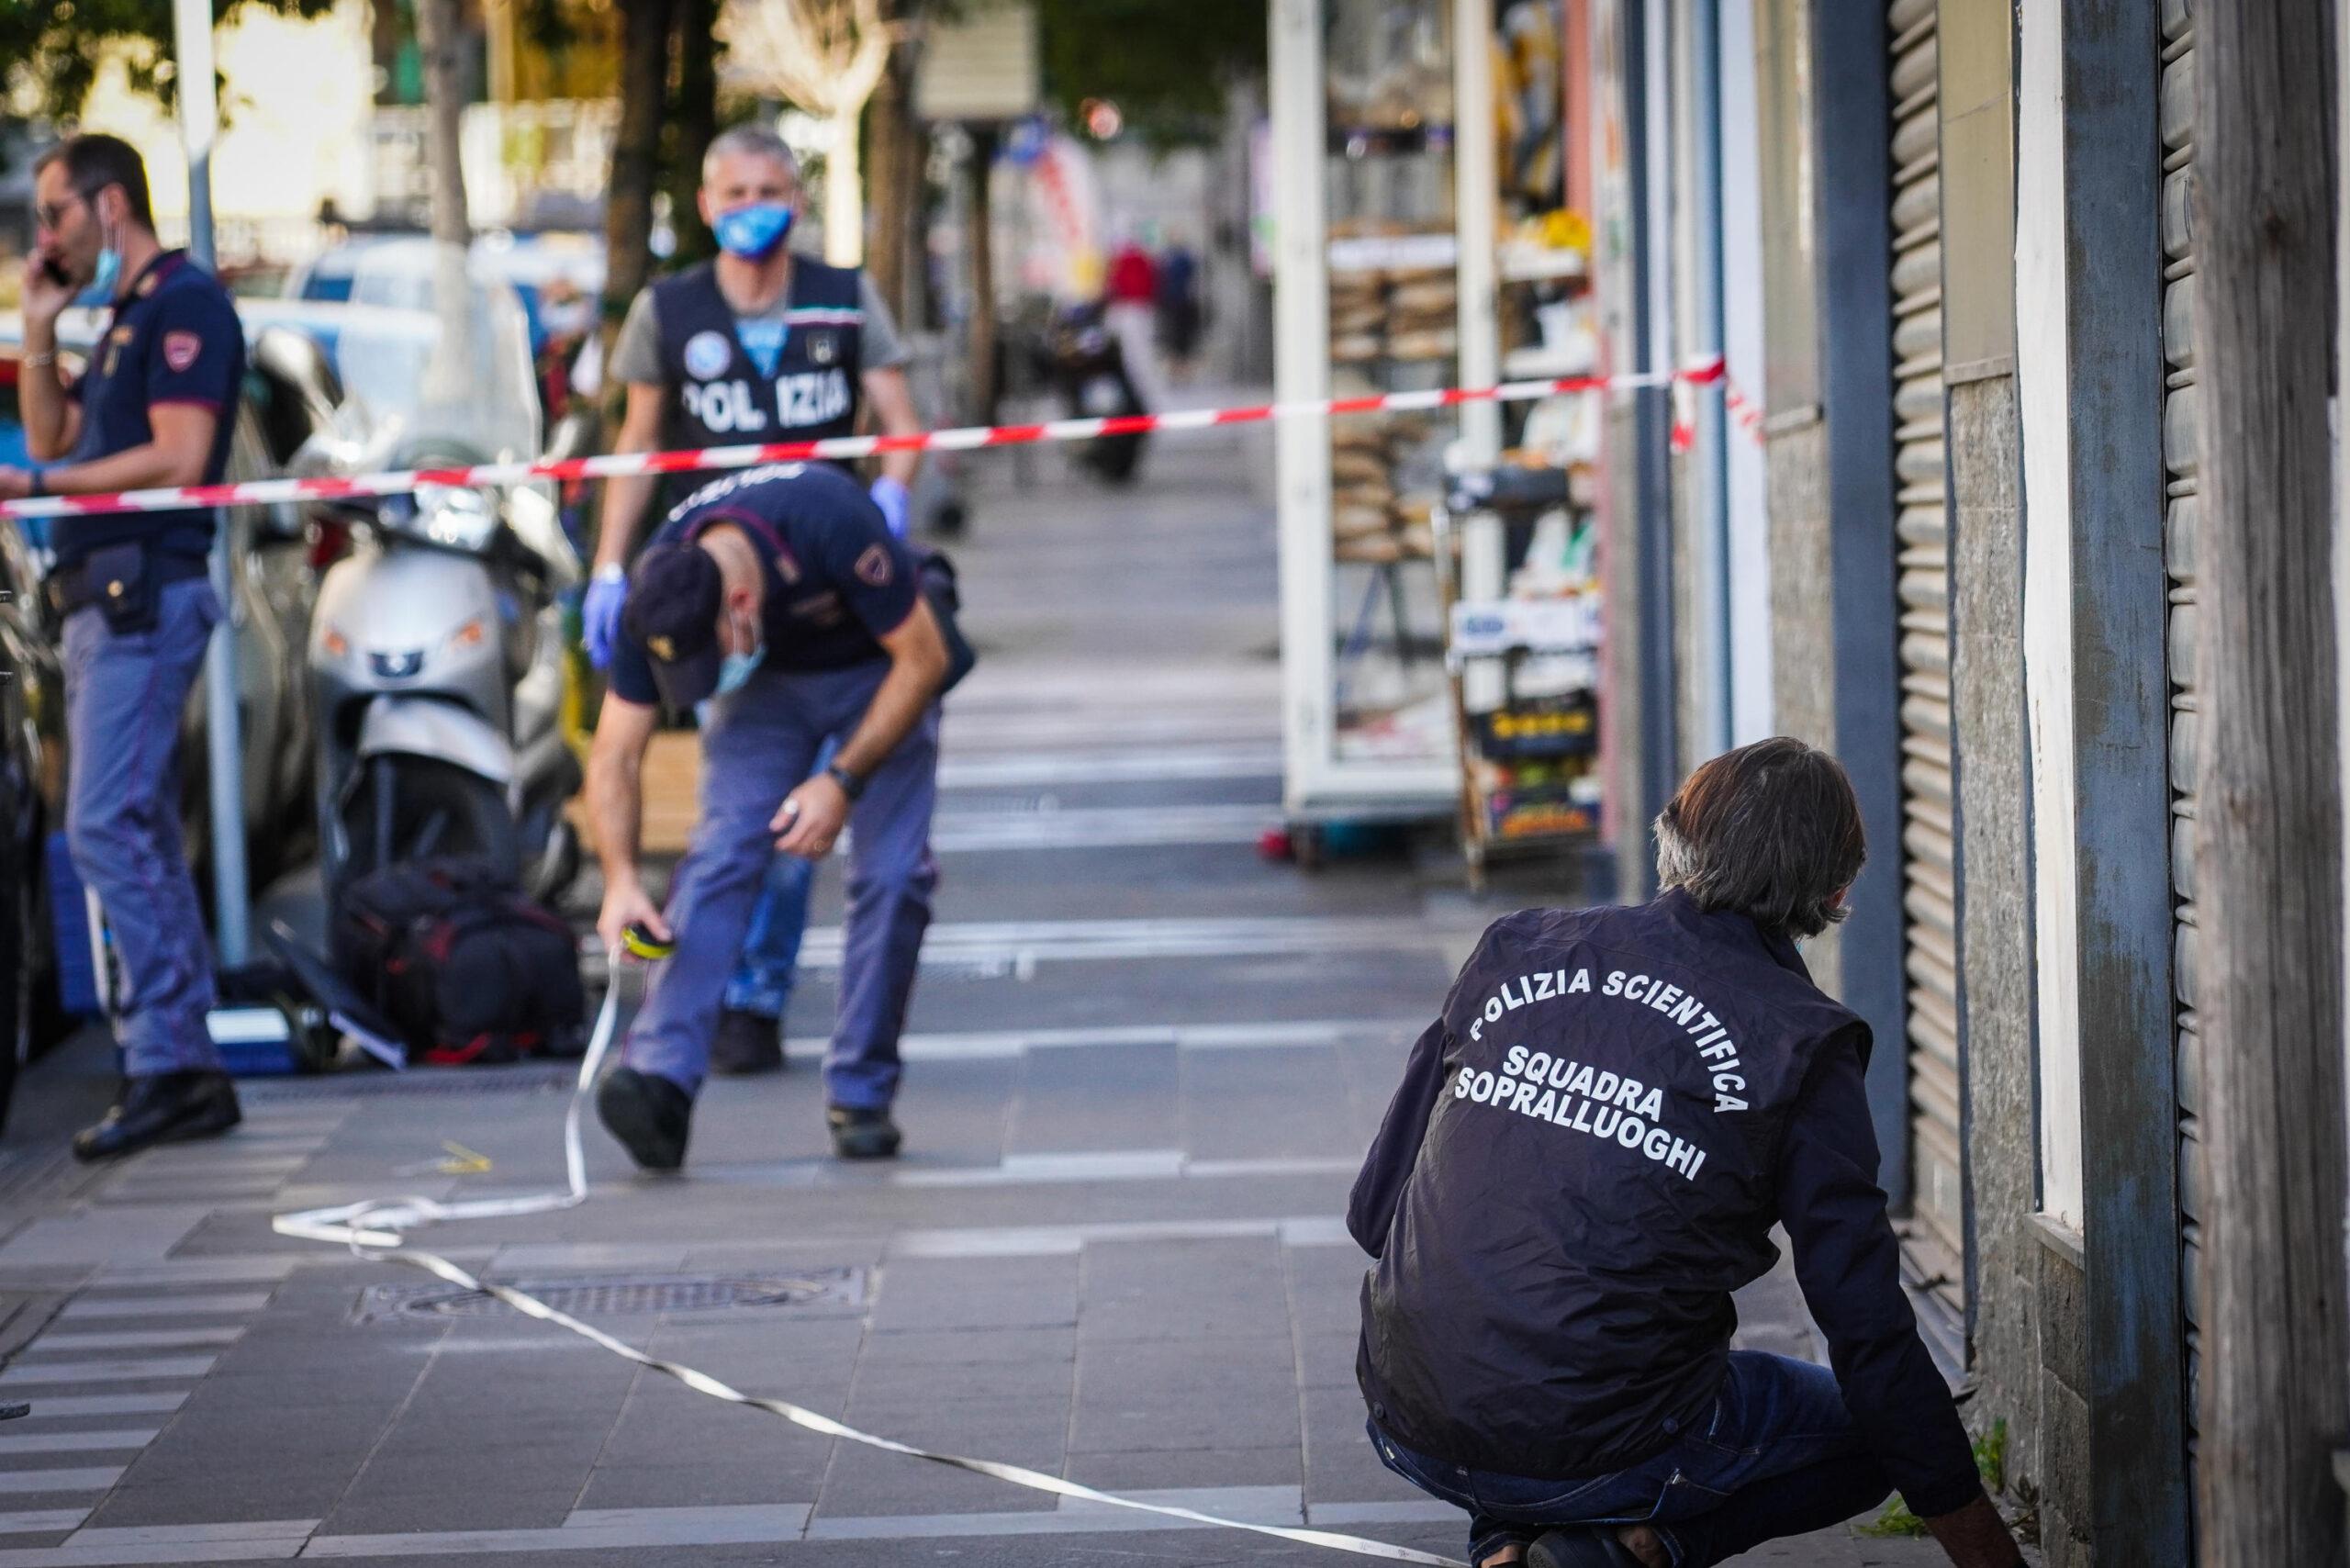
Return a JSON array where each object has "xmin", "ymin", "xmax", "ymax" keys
[
  {"xmin": 1350, "ymin": 738, "xmax": 2023, "ymax": 1568},
  {"xmin": 0, "ymin": 134, "xmax": 246, "ymax": 1160},
  {"xmin": 588, "ymin": 462, "xmax": 949, "ymax": 1166}
]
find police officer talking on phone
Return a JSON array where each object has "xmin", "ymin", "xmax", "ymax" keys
[
  {"xmin": 588, "ymin": 462, "xmax": 950, "ymax": 1167},
  {"xmin": 0, "ymin": 135, "xmax": 248, "ymax": 1160},
  {"xmin": 585, "ymin": 124, "xmax": 925, "ymax": 1081}
]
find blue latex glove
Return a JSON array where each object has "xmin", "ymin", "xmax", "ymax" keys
[
  {"xmin": 583, "ymin": 567, "xmax": 628, "ymax": 670},
  {"xmin": 869, "ymin": 475, "xmax": 912, "ymax": 540}
]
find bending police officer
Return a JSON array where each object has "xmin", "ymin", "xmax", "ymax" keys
[
  {"xmin": 588, "ymin": 462, "xmax": 948, "ymax": 1165},
  {"xmin": 0, "ymin": 134, "xmax": 247, "ymax": 1161},
  {"xmin": 584, "ymin": 126, "xmax": 924, "ymax": 1081}
]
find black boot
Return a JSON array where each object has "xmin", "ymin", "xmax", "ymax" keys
[
  {"xmin": 710, "ymin": 1009, "xmax": 785, "ymax": 1075},
  {"xmin": 597, "ymin": 1067, "xmax": 693, "ymax": 1171},
  {"xmin": 73, "ymin": 1070, "xmax": 241, "ymax": 1162},
  {"xmin": 827, "ymin": 1105, "xmax": 902, "ymax": 1160},
  {"xmin": 1528, "ymin": 1529, "xmax": 1645, "ymax": 1568}
]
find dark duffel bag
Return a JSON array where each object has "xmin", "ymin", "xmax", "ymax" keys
[{"xmin": 330, "ymin": 856, "xmax": 586, "ymax": 1065}]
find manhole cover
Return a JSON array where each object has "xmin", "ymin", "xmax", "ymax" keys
[{"xmin": 356, "ymin": 1269, "xmax": 865, "ymax": 1324}]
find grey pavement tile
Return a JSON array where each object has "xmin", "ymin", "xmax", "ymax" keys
[
  {"xmin": 815, "ymin": 1441, "xmax": 1063, "ymax": 1520},
  {"xmin": 1064, "ymin": 1445, "xmax": 1304, "ymax": 1492},
  {"xmin": 867, "ymin": 1258, "xmax": 1077, "ymax": 1333},
  {"xmin": 1007, "ymin": 1044, "xmax": 1180, "ymax": 1156},
  {"xmin": 0, "ymin": 1212, "xmax": 213, "ymax": 1270},
  {"xmin": 856, "ymin": 1327, "xmax": 1073, "ymax": 1368},
  {"xmin": 1293, "ymin": 1331, "xmax": 1360, "ymax": 1390},
  {"xmin": 1078, "ymin": 1238, "xmax": 1293, "ymax": 1342},
  {"xmin": 1300, "ymin": 1385, "xmax": 1420, "ymax": 1506},
  {"xmin": 1181, "ymin": 1048, "xmax": 1373, "ymax": 1163},
  {"xmin": 322, "ymin": 1485, "xmax": 578, "ymax": 1536},
  {"xmin": 572, "ymin": 1460, "xmax": 821, "ymax": 1513},
  {"xmin": 845, "ymin": 1353, "xmax": 1071, "ymax": 1408},
  {"xmin": 82, "ymin": 1475, "xmax": 352, "ymax": 1528}
]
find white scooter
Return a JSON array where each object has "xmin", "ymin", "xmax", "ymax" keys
[
  {"xmin": 294, "ymin": 269, "xmax": 584, "ymax": 902},
  {"xmin": 307, "ymin": 454, "xmax": 583, "ymax": 902}
]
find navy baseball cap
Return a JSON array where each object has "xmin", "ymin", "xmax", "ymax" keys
[{"xmin": 622, "ymin": 543, "xmax": 724, "ymax": 708}]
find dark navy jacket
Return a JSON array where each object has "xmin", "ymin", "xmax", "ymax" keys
[
  {"xmin": 60, "ymin": 249, "xmax": 243, "ymax": 567},
  {"xmin": 651, "ymin": 259, "xmax": 865, "ymax": 493},
  {"xmin": 1349, "ymin": 891, "xmax": 1980, "ymax": 1518}
]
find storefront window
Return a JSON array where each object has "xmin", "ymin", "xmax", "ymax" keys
[{"xmin": 1321, "ymin": 0, "xmax": 1457, "ymax": 765}]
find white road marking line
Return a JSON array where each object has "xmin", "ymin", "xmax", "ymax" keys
[
  {"xmin": 0, "ymin": 1473, "xmax": 121, "ymax": 1497},
  {"xmin": 940, "ymin": 745, "xmax": 1280, "ymax": 789},
  {"xmin": 22, "ymin": 1328, "xmax": 243, "ymax": 1354},
  {"xmin": 927, "ymin": 803, "xmax": 1272, "ymax": 852},
  {"xmin": 0, "ymin": 1434, "xmax": 161, "ymax": 1458},
  {"xmin": 0, "ymin": 1398, "xmax": 182, "ymax": 1420},
  {"xmin": 783, "ymin": 1017, "xmax": 1419, "ymax": 1063},
  {"xmin": 55, "ymin": 1296, "xmax": 269, "ymax": 1321},
  {"xmin": 797, "ymin": 915, "xmax": 1472, "ymax": 969},
  {"xmin": 0, "ymin": 1359, "xmax": 216, "ymax": 1388}
]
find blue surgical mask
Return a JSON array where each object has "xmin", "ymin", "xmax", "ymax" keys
[
  {"xmin": 715, "ymin": 610, "xmax": 766, "ymax": 696},
  {"xmin": 77, "ymin": 243, "xmax": 121, "ymax": 308},
  {"xmin": 712, "ymin": 201, "xmax": 795, "ymax": 260}
]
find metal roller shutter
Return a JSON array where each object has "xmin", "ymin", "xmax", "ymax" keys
[
  {"xmin": 1886, "ymin": 0, "xmax": 1963, "ymax": 1309},
  {"xmin": 2159, "ymin": 0, "xmax": 2202, "ymax": 1485}
]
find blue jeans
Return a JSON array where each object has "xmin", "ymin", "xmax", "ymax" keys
[
  {"xmin": 720, "ymin": 739, "xmax": 833, "ymax": 1020},
  {"xmin": 63, "ymin": 578, "xmax": 225, "ymax": 1078},
  {"xmin": 1370, "ymin": 1352, "xmax": 1893, "ymax": 1567},
  {"xmin": 629, "ymin": 661, "xmax": 936, "ymax": 1112}
]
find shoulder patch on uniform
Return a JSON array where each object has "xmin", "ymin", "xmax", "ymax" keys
[
  {"xmin": 162, "ymin": 330, "xmax": 202, "ymax": 373},
  {"xmin": 854, "ymin": 543, "xmax": 894, "ymax": 588},
  {"xmin": 683, "ymin": 330, "xmax": 732, "ymax": 380}
]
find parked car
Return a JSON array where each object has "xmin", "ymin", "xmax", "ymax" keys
[{"xmin": 0, "ymin": 311, "xmax": 341, "ymax": 1134}]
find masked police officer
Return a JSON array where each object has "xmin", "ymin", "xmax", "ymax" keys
[
  {"xmin": 1350, "ymin": 739, "xmax": 2024, "ymax": 1568},
  {"xmin": 0, "ymin": 135, "xmax": 246, "ymax": 1161},
  {"xmin": 585, "ymin": 124, "xmax": 924, "ymax": 1081},
  {"xmin": 588, "ymin": 462, "xmax": 948, "ymax": 1166}
]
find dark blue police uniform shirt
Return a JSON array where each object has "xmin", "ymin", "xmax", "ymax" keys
[
  {"xmin": 59, "ymin": 249, "xmax": 245, "ymax": 568},
  {"xmin": 609, "ymin": 463, "xmax": 919, "ymax": 707}
]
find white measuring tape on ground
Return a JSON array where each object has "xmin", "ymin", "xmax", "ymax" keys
[
  {"xmin": 273, "ymin": 967, "xmax": 1466, "ymax": 1567},
  {"xmin": 4, "ymin": 362, "xmax": 1721, "ymax": 524}
]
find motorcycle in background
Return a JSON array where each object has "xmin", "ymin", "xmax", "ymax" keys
[
  {"xmin": 296, "ymin": 267, "xmax": 584, "ymax": 903},
  {"xmin": 1036, "ymin": 301, "xmax": 1148, "ymax": 485}
]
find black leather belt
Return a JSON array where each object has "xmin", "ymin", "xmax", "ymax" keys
[{"xmin": 48, "ymin": 551, "xmax": 208, "ymax": 616}]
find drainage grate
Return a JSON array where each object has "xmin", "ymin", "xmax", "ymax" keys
[{"xmin": 355, "ymin": 1268, "xmax": 865, "ymax": 1324}]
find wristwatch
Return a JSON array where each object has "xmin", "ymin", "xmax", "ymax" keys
[{"xmin": 824, "ymin": 762, "xmax": 867, "ymax": 801}]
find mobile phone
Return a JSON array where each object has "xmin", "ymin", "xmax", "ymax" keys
[{"xmin": 39, "ymin": 257, "xmax": 70, "ymax": 287}]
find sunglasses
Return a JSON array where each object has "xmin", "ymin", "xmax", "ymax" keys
[{"xmin": 32, "ymin": 184, "xmax": 110, "ymax": 234}]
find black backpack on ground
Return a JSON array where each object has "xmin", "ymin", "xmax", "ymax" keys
[{"xmin": 330, "ymin": 857, "xmax": 586, "ymax": 1065}]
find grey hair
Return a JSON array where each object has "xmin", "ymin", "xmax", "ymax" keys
[
  {"xmin": 1651, "ymin": 736, "xmax": 1866, "ymax": 940},
  {"xmin": 702, "ymin": 125, "xmax": 800, "ymax": 185}
]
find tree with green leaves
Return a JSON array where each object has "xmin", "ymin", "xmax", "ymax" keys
[
  {"xmin": 1034, "ymin": 0, "xmax": 1265, "ymax": 150},
  {"xmin": 0, "ymin": 0, "xmax": 340, "ymax": 122}
]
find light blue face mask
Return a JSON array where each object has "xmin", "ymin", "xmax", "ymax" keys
[
  {"xmin": 712, "ymin": 201, "xmax": 795, "ymax": 260},
  {"xmin": 715, "ymin": 610, "xmax": 766, "ymax": 696},
  {"xmin": 77, "ymin": 242, "xmax": 121, "ymax": 308}
]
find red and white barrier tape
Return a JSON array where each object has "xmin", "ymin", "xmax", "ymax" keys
[{"xmin": 2, "ymin": 359, "xmax": 1725, "ymax": 523}]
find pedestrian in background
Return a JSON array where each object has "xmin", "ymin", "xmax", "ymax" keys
[
  {"xmin": 1155, "ymin": 237, "xmax": 1202, "ymax": 386},
  {"xmin": 0, "ymin": 134, "xmax": 247, "ymax": 1160},
  {"xmin": 584, "ymin": 125, "xmax": 924, "ymax": 1079},
  {"xmin": 588, "ymin": 462, "xmax": 948, "ymax": 1166},
  {"xmin": 1103, "ymin": 233, "xmax": 1160, "ymax": 403},
  {"xmin": 1351, "ymin": 738, "xmax": 2024, "ymax": 1568}
]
